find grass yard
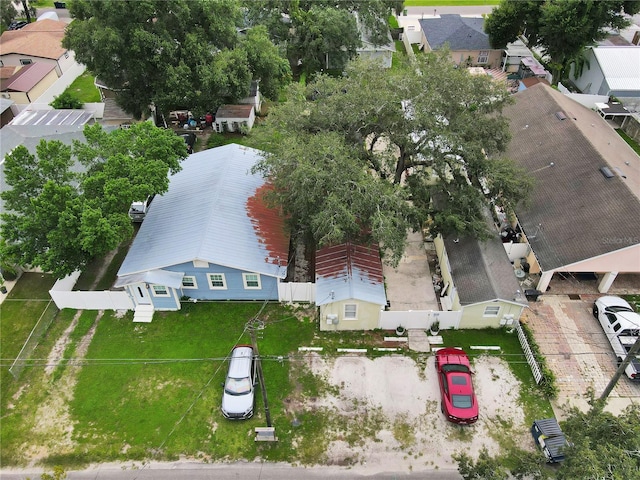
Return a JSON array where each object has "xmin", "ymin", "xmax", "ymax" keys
[
  {"xmin": 64, "ymin": 71, "xmax": 101, "ymax": 104},
  {"xmin": 616, "ymin": 129, "xmax": 640, "ymax": 156}
]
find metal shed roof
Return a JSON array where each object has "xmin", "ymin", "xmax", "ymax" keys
[
  {"xmin": 1, "ymin": 62, "xmax": 55, "ymax": 92},
  {"xmin": 10, "ymin": 109, "xmax": 94, "ymax": 126},
  {"xmin": 592, "ymin": 46, "xmax": 640, "ymax": 92},
  {"xmin": 117, "ymin": 144, "xmax": 289, "ymax": 279},
  {"xmin": 316, "ymin": 243, "xmax": 386, "ymax": 306}
]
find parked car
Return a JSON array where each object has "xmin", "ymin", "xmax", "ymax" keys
[
  {"xmin": 221, "ymin": 345, "xmax": 256, "ymax": 420},
  {"xmin": 8, "ymin": 21, "xmax": 28, "ymax": 30},
  {"xmin": 436, "ymin": 347, "xmax": 478, "ymax": 424},
  {"xmin": 593, "ymin": 296, "xmax": 640, "ymax": 381},
  {"xmin": 531, "ymin": 418, "xmax": 571, "ymax": 463},
  {"xmin": 128, "ymin": 195, "xmax": 154, "ymax": 223}
]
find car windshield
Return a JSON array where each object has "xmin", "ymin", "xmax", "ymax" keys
[
  {"xmin": 606, "ymin": 306, "xmax": 634, "ymax": 313},
  {"xmin": 452, "ymin": 394, "xmax": 473, "ymax": 409},
  {"xmin": 225, "ymin": 377, "xmax": 251, "ymax": 395}
]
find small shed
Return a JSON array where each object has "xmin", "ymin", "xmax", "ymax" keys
[
  {"xmin": 214, "ymin": 104, "xmax": 255, "ymax": 133},
  {"xmin": 316, "ymin": 243, "xmax": 386, "ymax": 331}
]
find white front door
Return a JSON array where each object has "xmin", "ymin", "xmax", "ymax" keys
[{"xmin": 133, "ymin": 283, "xmax": 151, "ymax": 305}]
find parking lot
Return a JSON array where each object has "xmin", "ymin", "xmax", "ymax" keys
[{"xmin": 524, "ymin": 292, "xmax": 640, "ymax": 417}]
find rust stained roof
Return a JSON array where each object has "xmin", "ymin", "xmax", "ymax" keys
[
  {"xmin": 1, "ymin": 62, "xmax": 56, "ymax": 92},
  {"xmin": 316, "ymin": 243, "xmax": 386, "ymax": 306},
  {"xmin": 245, "ymin": 183, "xmax": 290, "ymax": 267},
  {"xmin": 0, "ymin": 19, "xmax": 67, "ymax": 60}
]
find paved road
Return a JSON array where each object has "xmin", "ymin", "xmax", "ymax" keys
[{"xmin": 0, "ymin": 463, "xmax": 463, "ymax": 480}]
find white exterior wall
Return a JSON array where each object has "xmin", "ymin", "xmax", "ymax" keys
[
  {"xmin": 397, "ymin": 17, "xmax": 422, "ymax": 44},
  {"xmin": 570, "ymin": 50, "xmax": 606, "ymax": 95},
  {"xmin": 214, "ymin": 109, "xmax": 256, "ymax": 133},
  {"xmin": 0, "ymin": 52, "xmax": 73, "ymax": 76}
]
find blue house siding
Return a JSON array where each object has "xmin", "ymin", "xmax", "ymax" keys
[
  {"xmin": 166, "ymin": 262, "xmax": 280, "ymax": 301},
  {"xmin": 150, "ymin": 289, "xmax": 181, "ymax": 310}
]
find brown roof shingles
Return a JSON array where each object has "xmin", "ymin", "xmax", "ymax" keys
[
  {"xmin": 0, "ymin": 19, "xmax": 67, "ymax": 60},
  {"xmin": 501, "ymin": 84, "xmax": 640, "ymax": 270}
]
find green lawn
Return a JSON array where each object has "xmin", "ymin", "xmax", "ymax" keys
[
  {"xmin": 616, "ymin": 129, "xmax": 640, "ymax": 156},
  {"xmin": 64, "ymin": 71, "xmax": 101, "ymax": 103}
]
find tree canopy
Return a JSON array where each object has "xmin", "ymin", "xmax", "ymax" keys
[
  {"xmin": 243, "ymin": 0, "xmax": 402, "ymax": 75},
  {"xmin": 0, "ymin": 123, "xmax": 186, "ymax": 278},
  {"xmin": 454, "ymin": 397, "xmax": 640, "ymax": 479},
  {"xmin": 485, "ymin": 0, "xmax": 640, "ymax": 83},
  {"xmin": 252, "ymin": 52, "xmax": 531, "ymax": 265},
  {"xmin": 63, "ymin": 0, "xmax": 291, "ymax": 118}
]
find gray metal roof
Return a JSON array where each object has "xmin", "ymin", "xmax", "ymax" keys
[
  {"xmin": 114, "ymin": 269, "xmax": 184, "ymax": 289},
  {"xmin": 443, "ymin": 209, "xmax": 525, "ymax": 306},
  {"xmin": 117, "ymin": 144, "xmax": 289, "ymax": 279},
  {"xmin": 10, "ymin": 109, "xmax": 94, "ymax": 126},
  {"xmin": 316, "ymin": 243, "xmax": 386, "ymax": 306},
  {"xmin": 418, "ymin": 15, "xmax": 491, "ymax": 51},
  {"xmin": 592, "ymin": 46, "xmax": 640, "ymax": 92},
  {"xmin": 0, "ymin": 97, "xmax": 14, "ymax": 114}
]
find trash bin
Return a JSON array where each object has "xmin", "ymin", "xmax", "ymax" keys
[{"xmin": 525, "ymin": 289, "xmax": 542, "ymax": 302}]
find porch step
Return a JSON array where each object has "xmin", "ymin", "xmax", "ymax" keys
[{"xmin": 133, "ymin": 304, "xmax": 154, "ymax": 323}]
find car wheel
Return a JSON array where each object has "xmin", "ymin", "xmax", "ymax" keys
[
  {"xmin": 441, "ymin": 402, "xmax": 444, "ymax": 413},
  {"xmin": 592, "ymin": 304, "xmax": 598, "ymax": 318}
]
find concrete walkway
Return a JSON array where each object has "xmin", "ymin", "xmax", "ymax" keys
[{"xmin": 382, "ymin": 230, "xmax": 439, "ymax": 312}]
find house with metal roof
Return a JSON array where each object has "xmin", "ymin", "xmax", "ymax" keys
[
  {"xmin": 418, "ymin": 15, "xmax": 502, "ymax": 69},
  {"xmin": 569, "ymin": 46, "xmax": 640, "ymax": 111},
  {"xmin": 0, "ymin": 63, "xmax": 58, "ymax": 104},
  {"xmin": 433, "ymin": 209, "xmax": 527, "ymax": 329},
  {"xmin": 115, "ymin": 144, "xmax": 289, "ymax": 319},
  {"xmin": 0, "ymin": 19, "xmax": 75, "ymax": 76},
  {"xmin": 316, "ymin": 243, "xmax": 387, "ymax": 331},
  {"xmin": 499, "ymin": 83, "xmax": 640, "ymax": 294}
]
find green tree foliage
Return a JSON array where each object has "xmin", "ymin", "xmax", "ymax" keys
[
  {"xmin": 485, "ymin": 0, "xmax": 640, "ymax": 84},
  {"xmin": 253, "ymin": 52, "xmax": 530, "ymax": 263},
  {"xmin": 50, "ymin": 91, "xmax": 84, "ymax": 109},
  {"xmin": 243, "ymin": 0, "xmax": 400, "ymax": 75},
  {"xmin": 63, "ymin": 0, "xmax": 290, "ymax": 118},
  {"xmin": 0, "ymin": 0, "xmax": 18, "ymax": 32},
  {"xmin": 453, "ymin": 398, "xmax": 640, "ymax": 479},
  {"xmin": 1, "ymin": 123, "xmax": 186, "ymax": 278}
]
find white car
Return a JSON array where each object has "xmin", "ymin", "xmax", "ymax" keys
[
  {"xmin": 221, "ymin": 345, "xmax": 256, "ymax": 419},
  {"xmin": 593, "ymin": 296, "xmax": 640, "ymax": 381}
]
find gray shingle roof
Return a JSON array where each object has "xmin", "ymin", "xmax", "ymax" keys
[
  {"xmin": 418, "ymin": 15, "xmax": 491, "ymax": 51},
  {"xmin": 501, "ymin": 84, "xmax": 640, "ymax": 270},
  {"xmin": 443, "ymin": 210, "xmax": 524, "ymax": 305},
  {"xmin": 117, "ymin": 144, "xmax": 289, "ymax": 279}
]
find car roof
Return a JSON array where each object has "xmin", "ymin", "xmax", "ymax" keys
[
  {"xmin": 228, "ymin": 345, "xmax": 253, "ymax": 378},
  {"xmin": 598, "ymin": 296, "xmax": 633, "ymax": 310}
]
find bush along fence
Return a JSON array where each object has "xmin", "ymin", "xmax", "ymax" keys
[{"xmin": 517, "ymin": 321, "xmax": 559, "ymax": 399}]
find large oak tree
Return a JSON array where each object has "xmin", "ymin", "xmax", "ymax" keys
[{"xmin": 1, "ymin": 123, "xmax": 186, "ymax": 278}]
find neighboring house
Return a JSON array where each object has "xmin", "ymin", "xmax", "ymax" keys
[
  {"xmin": 0, "ymin": 63, "xmax": 59, "ymax": 104},
  {"xmin": 501, "ymin": 40, "xmax": 531, "ymax": 73},
  {"xmin": 355, "ymin": 14, "xmax": 395, "ymax": 68},
  {"xmin": 316, "ymin": 243, "xmax": 387, "ymax": 331},
  {"xmin": 0, "ymin": 97, "xmax": 15, "ymax": 126},
  {"xmin": 499, "ymin": 83, "xmax": 640, "ymax": 294},
  {"xmin": 570, "ymin": 46, "xmax": 640, "ymax": 111},
  {"xmin": 239, "ymin": 80, "xmax": 262, "ymax": 113},
  {"xmin": 214, "ymin": 104, "xmax": 256, "ymax": 133},
  {"xmin": 115, "ymin": 144, "xmax": 289, "ymax": 320},
  {"xmin": 0, "ymin": 19, "xmax": 74, "ymax": 76},
  {"xmin": 434, "ymin": 210, "xmax": 527, "ymax": 329},
  {"xmin": 418, "ymin": 15, "xmax": 502, "ymax": 69}
]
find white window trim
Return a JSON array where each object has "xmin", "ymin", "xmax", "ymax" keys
[
  {"xmin": 151, "ymin": 285, "xmax": 170, "ymax": 297},
  {"xmin": 483, "ymin": 305, "xmax": 500, "ymax": 317},
  {"xmin": 181, "ymin": 276, "xmax": 198, "ymax": 289},
  {"xmin": 207, "ymin": 273, "xmax": 227, "ymax": 290},
  {"xmin": 242, "ymin": 273, "xmax": 262, "ymax": 290},
  {"xmin": 344, "ymin": 303, "xmax": 358, "ymax": 320}
]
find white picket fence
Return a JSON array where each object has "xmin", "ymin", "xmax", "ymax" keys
[
  {"xmin": 278, "ymin": 282, "xmax": 315, "ymax": 304},
  {"xmin": 515, "ymin": 321, "xmax": 543, "ymax": 384}
]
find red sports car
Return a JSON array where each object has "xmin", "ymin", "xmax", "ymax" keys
[{"xmin": 436, "ymin": 347, "xmax": 478, "ymax": 425}]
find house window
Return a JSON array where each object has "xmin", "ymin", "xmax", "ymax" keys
[
  {"xmin": 477, "ymin": 51, "xmax": 489, "ymax": 64},
  {"xmin": 344, "ymin": 304, "xmax": 357, "ymax": 320},
  {"xmin": 208, "ymin": 273, "xmax": 227, "ymax": 289},
  {"xmin": 182, "ymin": 276, "xmax": 197, "ymax": 289},
  {"xmin": 243, "ymin": 273, "xmax": 261, "ymax": 289},
  {"xmin": 152, "ymin": 285, "xmax": 170, "ymax": 297},
  {"xmin": 483, "ymin": 305, "xmax": 500, "ymax": 317},
  {"xmin": 20, "ymin": 59, "xmax": 32, "ymax": 65}
]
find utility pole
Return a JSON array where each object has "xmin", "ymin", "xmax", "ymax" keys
[
  {"xmin": 599, "ymin": 335, "xmax": 640, "ymax": 402},
  {"xmin": 248, "ymin": 319, "xmax": 277, "ymax": 441}
]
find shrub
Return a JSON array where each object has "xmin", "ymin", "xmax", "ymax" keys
[{"xmin": 50, "ymin": 91, "xmax": 84, "ymax": 109}]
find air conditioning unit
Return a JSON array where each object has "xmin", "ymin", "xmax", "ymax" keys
[
  {"xmin": 326, "ymin": 314, "xmax": 338, "ymax": 325},
  {"xmin": 1, "ymin": 93, "xmax": 10, "ymax": 99}
]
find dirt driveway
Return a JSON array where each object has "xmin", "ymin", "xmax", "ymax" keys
[
  {"xmin": 524, "ymin": 294, "xmax": 640, "ymax": 417},
  {"xmin": 300, "ymin": 353, "xmax": 529, "ymax": 475}
]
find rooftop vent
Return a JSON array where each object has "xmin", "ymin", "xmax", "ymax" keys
[
  {"xmin": 555, "ymin": 111, "xmax": 567, "ymax": 120},
  {"xmin": 600, "ymin": 166, "xmax": 614, "ymax": 178}
]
